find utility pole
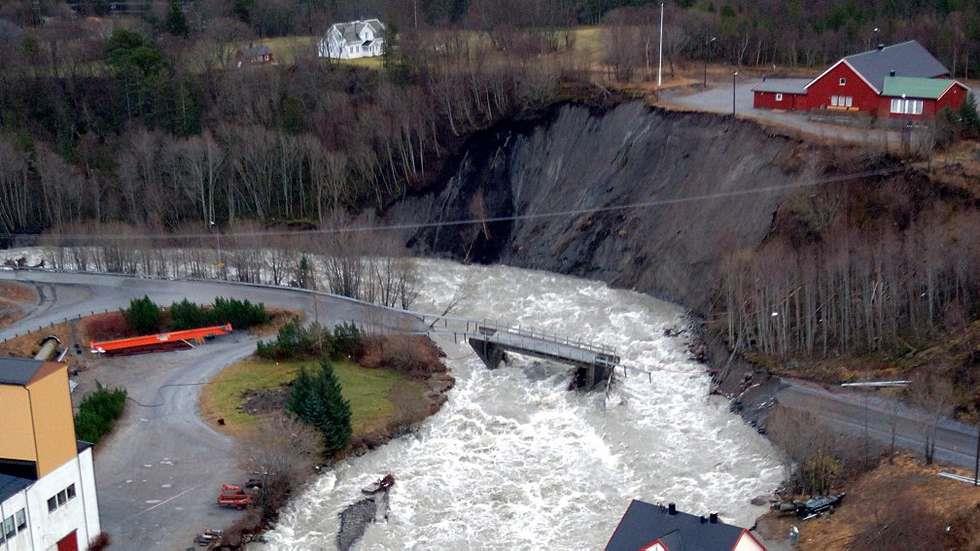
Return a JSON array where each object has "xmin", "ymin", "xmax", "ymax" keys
[
  {"xmin": 732, "ymin": 71, "xmax": 738, "ymax": 117},
  {"xmin": 704, "ymin": 36, "xmax": 716, "ymax": 88},
  {"xmin": 657, "ymin": 0, "xmax": 664, "ymax": 87}
]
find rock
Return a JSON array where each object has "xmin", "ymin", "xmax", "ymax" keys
[{"xmin": 750, "ymin": 495, "xmax": 769, "ymax": 506}]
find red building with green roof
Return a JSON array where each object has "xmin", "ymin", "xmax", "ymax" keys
[{"xmin": 752, "ymin": 41, "xmax": 970, "ymax": 120}]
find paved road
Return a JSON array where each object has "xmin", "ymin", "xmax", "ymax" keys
[
  {"xmin": 0, "ymin": 270, "xmax": 423, "ymax": 550},
  {"xmin": 777, "ymin": 379, "xmax": 979, "ymax": 469}
]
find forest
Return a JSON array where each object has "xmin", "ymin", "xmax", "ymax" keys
[{"xmin": 1, "ymin": 0, "xmax": 979, "ymax": 236}]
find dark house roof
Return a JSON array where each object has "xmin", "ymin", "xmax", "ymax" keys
[
  {"xmin": 240, "ymin": 44, "xmax": 272, "ymax": 58},
  {"xmin": 0, "ymin": 472, "xmax": 34, "ymax": 503},
  {"xmin": 839, "ymin": 40, "xmax": 949, "ymax": 92},
  {"xmin": 0, "ymin": 357, "xmax": 47, "ymax": 386},
  {"xmin": 752, "ymin": 78, "xmax": 810, "ymax": 94},
  {"xmin": 606, "ymin": 500, "xmax": 749, "ymax": 551}
]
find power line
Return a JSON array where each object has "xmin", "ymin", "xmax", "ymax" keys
[{"xmin": 4, "ymin": 164, "xmax": 910, "ymax": 242}]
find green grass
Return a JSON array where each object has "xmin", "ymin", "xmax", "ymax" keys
[
  {"xmin": 260, "ymin": 35, "xmax": 382, "ymax": 68},
  {"xmin": 200, "ymin": 357, "xmax": 419, "ymax": 436}
]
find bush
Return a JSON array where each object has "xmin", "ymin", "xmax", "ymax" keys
[
  {"xmin": 124, "ymin": 295, "xmax": 161, "ymax": 334},
  {"xmin": 75, "ymin": 385, "xmax": 127, "ymax": 444},
  {"xmin": 286, "ymin": 360, "xmax": 352, "ymax": 455},
  {"xmin": 358, "ymin": 335, "xmax": 446, "ymax": 378},
  {"xmin": 256, "ymin": 322, "xmax": 360, "ymax": 361},
  {"xmin": 209, "ymin": 297, "xmax": 269, "ymax": 329},
  {"xmin": 84, "ymin": 312, "xmax": 134, "ymax": 341},
  {"xmin": 168, "ymin": 298, "xmax": 207, "ymax": 330}
]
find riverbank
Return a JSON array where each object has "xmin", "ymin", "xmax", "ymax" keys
[{"xmin": 199, "ymin": 335, "xmax": 455, "ymax": 548}]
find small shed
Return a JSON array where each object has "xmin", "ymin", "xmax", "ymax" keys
[
  {"xmin": 237, "ymin": 44, "xmax": 274, "ymax": 67},
  {"xmin": 752, "ymin": 79, "xmax": 810, "ymax": 111}
]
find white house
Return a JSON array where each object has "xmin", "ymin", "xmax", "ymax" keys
[
  {"xmin": 317, "ymin": 19, "xmax": 386, "ymax": 60},
  {"xmin": 0, "ymin": 358, "xmax": 101, "ymax": 551}
]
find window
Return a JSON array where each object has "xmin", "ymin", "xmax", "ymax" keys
[
  {"xmin": 14, "ymin": 509, "xmax": 25, "ymax": 532},
  {"xmin": 890, "ymin": 98, "xmax": 923, "ymax": 115},
  {"xmin": 839, "ymin": 77, "xmax": 846, "ymax": 86},
  {"xmin": 57, "ymin": 489, "xmax": 67, "ymax": 506},
  {"xmin": 2, "ymin": 516, "xmax": 13, "ymax": 540},
  {"xmin": 775, "ymin": 93, "xmax": 783, "ymax": 101},
  {"xmin": 830, "ymin": 96, "xmax": 853, "ymax": 108},
  {"xmin": 67, "ymin": 483, "xmax": 76, "ymax": 500},
  {"xmin": 47, "ymin": 496, "xmax": 57, "ymax": 512}
]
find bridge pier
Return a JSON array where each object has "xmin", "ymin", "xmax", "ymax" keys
[
  {"xmin": 571, "ymin": 363, "xmax": 613, "ymax": 391},
  {"xmin": 468, "ymin": 338, "xmax": 507, "ymax": 369}
]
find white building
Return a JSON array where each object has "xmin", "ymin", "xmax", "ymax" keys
[
  {"xmin": 0, "ymin": 358, "xmax": 101, "ymax": 551},
  {"xmin": 317, "ymin": 19, "xmax": 386, "ymax": 60}
]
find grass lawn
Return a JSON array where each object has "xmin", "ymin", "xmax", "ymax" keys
[
  {"xmin": 200, "ymin": 357, "xmax": 422, "ymax": 436},
  {"xmin": 260, "ymin": 35, "xmax": 382, "ymax": 69}
]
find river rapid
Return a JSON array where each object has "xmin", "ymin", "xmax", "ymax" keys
[{"xmin": 263, "ymin": 259, "xmax": 785, "ymax": 550}]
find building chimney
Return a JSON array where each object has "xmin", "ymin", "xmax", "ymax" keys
[
  {"xmin": 889, "ymin": 70, "xmax": 896, "ymax": 77},
  {"xmin": 668, "ymin": 503, "xmax": 677, "ymax": 515},
  {"xmin": 877, "ymin": 43, "xmax": 885, "ymax": 50},
  {"xmin": 709, "ymin": 512, "xmax": 719, "ymax": 524},
  {"xmin": 699, "ymin": 515, "xmax": 707, "ymax": 524}
]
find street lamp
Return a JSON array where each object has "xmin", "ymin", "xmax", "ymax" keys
[
  {"xmin": 210, "ymin": 219, "xmax": 223, "ymax": 279},
  {"xmin": 704, "ymin": 36, "xmax": 716, "ymax": 88},
  {"xmin": 732, "ymin": 70, "xmax": 738, "ymax": 117}
]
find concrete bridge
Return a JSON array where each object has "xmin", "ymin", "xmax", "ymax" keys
[{"xmin": 422, "ymin": 317, "xmax": 621, "ymax": 390}]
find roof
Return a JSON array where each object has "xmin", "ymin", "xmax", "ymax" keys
[
  {"xmin": 0, "ymin": 472, "xmax": 33, "ymax": 503},
  {"xmin": 752, "ymin": 78, "xmax": 810, "ymax": 94},
  {"xmin": 882, "ymin": 76, "xmax": 964, "ymax": 99},
  {"xmin": 606, "ymin": 501, "xmax": 748, "ymax": 551},
  {"xmin": 0, "ymin": 357, "xmax": 47, "ymax": 386},
  {"xmin": 329, "ymin": 19, "xmax": 385, "ymax": 44},
  {"xmin": 839, "ymin": 40, "xmax": 949, "ymax": 92},
  {"xmin": 241, "ymin": 44, "xmax": 271, "ymax": 58}
]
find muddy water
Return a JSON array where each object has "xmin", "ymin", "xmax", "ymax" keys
[{"xmin": 262, "ymin": 260, "xmax": 785, "ymax": 550}]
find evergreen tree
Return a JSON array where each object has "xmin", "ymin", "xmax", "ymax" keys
[
  {"xmin": 296, "ymin": 255, "xmax": 315, "ymax": 289},
  {"xmin": 286, "ymin": 360, "xmax": 352, "ymax": 455},
  {"xmin": 124, "ymin": 295, "xmax": 161, "ymax": 334},
  {"xmin": 164, "ymin": 0, "xmax": 189, "ymax": 38},
  {"xmin": 956, "ymin": 93, "xmax": 979, "ymax": 137}
]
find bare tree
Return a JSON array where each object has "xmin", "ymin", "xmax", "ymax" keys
[{"xmin": 910, "ymin": 371, "xmax": 954, "ymax": 465}]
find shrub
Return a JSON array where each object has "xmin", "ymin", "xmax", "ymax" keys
[
  {"xmin": 84, "ymin": 312, "xmax": 134, "ymax": 341},
  {"xmin": 124, "ymin": 295, "xmax": 161, "ymax": 334},
  {"xmin": 286, "ymin": 360, "xmax": 352, "ymax": 455},
  {"xmin": 358, "ymin": 335, "xmax": 446, "ymax": 377},
  {"xmin": 168, "ymin": 298, "xmax": 207, "ymax": 330},
  {"xmin": 75, "ymin": 385, "xmax": 127, "ymax": 444},
  {"xmin": 88, "ymin": 532, "xmax": 111, "ymax": 551},
  {"xmin": 256, "ymin": 322, "xmax": 361, "ymax": 361},
  {"xmin": 209, "ymin": 297, "xmax": 269, "ymax": 329}
]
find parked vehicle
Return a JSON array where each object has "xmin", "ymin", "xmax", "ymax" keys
[
  {"xmin": 217, "ymin": 484, "xmax": 252, "ymax": 509},
  {"xmin": 797, "ymin": 493, "xmax": 845, "ymax": 519},
  {"xmin": 194, "ymin": 529, "xmax": 223, "ymax": 546}
]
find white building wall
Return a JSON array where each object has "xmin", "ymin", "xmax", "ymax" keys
[
  {"xmin": 733, "ymin": 530, "xmax": 767, "ymax": 551},
  {"xmin": 1, "ymin": 491, "xmax": 33, "ymax": 551},
  {"xmin": 0, "ymin": 453, "xmax": 99, "ymax": 551}
]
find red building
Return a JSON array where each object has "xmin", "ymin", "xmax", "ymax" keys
[{"xmin": 752, "ymin": 41, "xmax": 969, "ymax": 119}]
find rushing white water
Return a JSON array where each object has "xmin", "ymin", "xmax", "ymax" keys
[{"xmin": 263, "ymin": 260, "xmax": 785, "ymax": 550}]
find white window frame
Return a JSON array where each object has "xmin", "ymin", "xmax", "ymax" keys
[
  {"xmin": 890, "ymin": 98, "xmax": 923, "ymax": 115},
  {"xmin": 839, "ymin": 77, "xmax": 846, "ymax": 86},
  {"xmin": 775, "ymin": 93, "xmax": 783, "ymax": 101}
]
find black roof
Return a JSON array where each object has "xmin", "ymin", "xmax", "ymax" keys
[
  {"xmin": 842, "ymin": 40, "xmax": 949, "ymax": 92},
  {"xmin": 606, "ymin": 500, "xmax": 747, "ymax": 551},
  {"xmin": 0, "ymin": 472, "xmax": 33, "ymax": 503},
  {"xmin": 0, "ymin": 357, "xmax": 46, "ymax": 386}
]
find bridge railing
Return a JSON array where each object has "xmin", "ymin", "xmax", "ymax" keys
[{"xmin": 418, "ymin": 314, "xmax": 619, "ymax": 359}]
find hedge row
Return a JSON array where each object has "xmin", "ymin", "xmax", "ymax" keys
[{"xmin": 75, "ymin": 385, "xmax": 127, "ymax": 444}]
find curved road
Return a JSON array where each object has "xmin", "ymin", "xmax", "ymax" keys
[{"xmin": 0, "ymin": 270, "xmax": 422, "ymax": 550}]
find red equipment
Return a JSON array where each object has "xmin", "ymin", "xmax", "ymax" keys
[
  {"xmin": 90, "ymin": 324, "xmax": 233, "ymax": 355},
  {"xmin": 216, "ymin": 484, "xmax": 252, "ymax": 509}
]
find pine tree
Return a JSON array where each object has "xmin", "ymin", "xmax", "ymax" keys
[
  {"xmin": 164, "ymin": 0, "xmax": 189, "ymax": 38},
  {"xmin": 296, "ymin": 255, "xmax": 315, "ymax": 289},
  {"xmin": 286, "ymin": 361, "xmax": 352, "ymax": 455},
  {"xmin": 956, "ymin": 93, "xmax": 979, "ymax": 137}
]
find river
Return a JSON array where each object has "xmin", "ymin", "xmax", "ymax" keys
[{"xmin": 263, "ymin": 259, "xmax": 785, "ymax": 550}]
